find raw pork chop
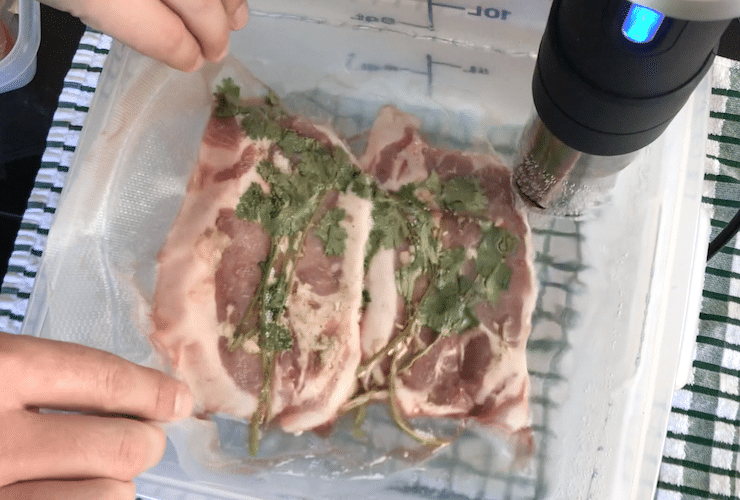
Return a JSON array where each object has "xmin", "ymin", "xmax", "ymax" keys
[
  {"xmin": 357, "ymin": 106, "xmax": 536, "ymax": 438},
  {"xmin": 150, "ymin": 106, "xmax": 372, "ymax": 435}
]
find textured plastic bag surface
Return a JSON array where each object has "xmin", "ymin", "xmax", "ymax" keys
[{"xmin": 30, "ymin": 57, "xmax": 213, "ymax": 365}]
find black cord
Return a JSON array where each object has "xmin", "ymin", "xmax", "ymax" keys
[
  {"xmin": 707, "ymin": 205, "xmax": 740, "ymax": 261},
  {"xmin": 705, "ymin": 19, "xmax": 740, "ymax": 261}
]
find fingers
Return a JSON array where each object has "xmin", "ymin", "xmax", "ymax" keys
[
  {"xmin": 75, "ymin": 0, "xmax": 208, "ymax": 71},
  {"xmin": 0, "ymin": 335, "xmax": 178, "ymax": 491},
  {"xmin": 0, "ymin": 478, "xmax": 136, "ymax": 500},
  {"xmin": 161, "ymin": 0, "xmax": 231, "ymax": 61},
  {"xmin": 0, "ymin": 332, "xmax": 193, "ymax": 422},
  {"xmin": 223, "ymin": 0, "xmax": 248, "ymax": 30},
  {"xmin": 0, "ymin": 410, "xmax": 165, "ymax": 488},
  {"xmin": 44, "ymin": 0, "xmax": 249, "ymax": 72}
]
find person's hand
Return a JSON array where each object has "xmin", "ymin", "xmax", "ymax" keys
[
  {"xmin": 40, "ymin": 0, "xmax": 249, "ymax": 72},
  {"xmin": 0, "ymin": 332, "xmax": 194, "ymax": 500}
]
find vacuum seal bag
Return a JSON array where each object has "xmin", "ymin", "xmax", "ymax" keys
[{"xmin": 22, "ymin": 2, "xmax": 711, "ymax": 499}]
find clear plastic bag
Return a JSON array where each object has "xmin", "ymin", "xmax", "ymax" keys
[{"xmin": 23, "ymin": 3, "xmax": 711, "ymax": 498}]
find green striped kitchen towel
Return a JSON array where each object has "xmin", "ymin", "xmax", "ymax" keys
[{"xmin": 656, "ymin": 56, "xmax": 740, "ymax": 500}]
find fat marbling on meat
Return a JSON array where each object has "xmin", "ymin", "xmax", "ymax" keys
[
  {"xmin": 150, "ymin": 104, "xmax": 372, "ymax": 436},
  {"xmin": 357, "ymin": 106, "xmax": 536, "ymax": 441}
]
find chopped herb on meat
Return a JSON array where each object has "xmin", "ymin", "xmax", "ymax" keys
[
  {"xmin": 315, "ymin": 208, "xmax": 348, "ymax": 257},
  {"xmin": 211, "ymin": 80, "xmax": 525, "ymax": 456},
  {"xmin": 228, "ymin": 92, "xmax": 364, "ymax": 356},
  {"xmin": 213, "ymin": 77, "xmax": 241, "ymax": 117},
  {"xmin": 438, "ymin": 176, "xmax": 488, "ymax": 213},
  {"xmin": 215, "ymin": 82, "xmax": 375, "ymax": 454}
]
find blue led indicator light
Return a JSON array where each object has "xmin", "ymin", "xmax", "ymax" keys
[{"xmin": 622, "ymin": 3, "xmax": 665, "ymax": 44}]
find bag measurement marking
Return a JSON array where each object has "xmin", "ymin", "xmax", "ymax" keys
[
  {"xmin": 353, "ymin": 0, "xmax": 512, "ymax": 31},
  {"xmin": 346, "ymin": 53, "xmax": 491, "ymax": 97}
]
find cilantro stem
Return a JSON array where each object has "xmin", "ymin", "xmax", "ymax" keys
[
  {"xmin": 250, "ymin": 350, "xmax": 276, "ymax": 456},
  {"xmin": 244, "ymin": 189, "xmax": 341, "ymax": 454},
  {"xmin": 356, "ymin": 312, "xmax": 419, "ymax": 381},
  {"xmin": 231, "ymin": 299, "xmax": 262, "ymax": 350},
  {"xmin": 283, "ymin": 189, "xmax": 331, "ymax": 289},
  {"xmin": 397, "ymin": 333, "xmax": 444, "ymax": 375},
  {"xmin": 236, "ymin": 179, "xmax": 335, "ymax": 353},
  {"xmin": 356, "ymin": 257, "xmax": 440, "ymax": 382},
  {"xmin": 231, "ymin": 245, "xmax": 280, "ymax": 350},
  {"xmin": 398, "ymin": 283, "xmax": 480, "ymax": 374},
  {"xmin": 358, "ymin": 251, "xmax": 448, "ymax": 380},
  {"xmin": 387, "ymin": 353, "xmax": 448, "ymax": 448},
  {"xmin": 340, "ymin": 389, "xmax": 386, "ymax": 413},
  {"xmin": 353, "ymin": 404, "xmax": 368, "ymax": 440}
]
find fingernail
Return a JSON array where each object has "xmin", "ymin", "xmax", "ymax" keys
[
  {"xmin": 173, "ymin": 384, "xmax": 194, "ymax": 419},
  {"xmin": 143, "ymin": 424, "xmax": 167, "ymax": 469},
  {"xmin": 232, "ymin": 3, "xmax": 249, "ymax": 30}
]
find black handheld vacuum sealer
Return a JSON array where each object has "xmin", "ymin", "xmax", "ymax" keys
[{"xmin": 515, "ymin": 0, "xmax": 738, "ymax": 215}]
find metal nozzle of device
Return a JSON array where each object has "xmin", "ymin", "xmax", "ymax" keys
[
  {"xmin": 514, "ymin": 116, "xmax": 638, "ymax": 215},
  {"xmin": 515, "ymin": 0, "xmax": 732, "ymax": 214}
]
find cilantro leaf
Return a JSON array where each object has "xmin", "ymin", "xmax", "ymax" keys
[
  {"xmin": 315, "ymin": 208, "xmax": 348, "ymax": 257},
  {"xmin": 213, "ymin": 77, "xmax": 241, "ymax": 117},
  {"xmin": 241, "ymin": 108, "xmax": 282, "ymax": 141},
  {"xmin": 409, "ymin": 211, "xmax": 438, "ymax": 266},
  {"xmin": 497, "ymin": 230, "xmax": 518, "ymax": 255},
  {"xmin": 364, "ymin": 231, "xmax": 383, "ymax": 273},
  {"xmin": 396, "ymin": 182, "xmax": 426, "ymax": 210},
  {"xmin": 476, "ymin": 225, "xmax": 516, "ymax": 305},
  {"xmin": 278, "ymin": 131, "xmax": 308, "ymax": 157},
  {"xmin": 422, "ymin": 171, "xmax": 441, "ymax": 196},
  {"xmin": 240, "ymin": 110, "xmax": 266, "ymax": 137},
  {"xmin": 437, "ymin": 247, "xmax": 467, "ymax": 287},
  {"xmin": 236, "ymin": 183, "xmax": 268, "ymax": 222},
  {"xmin": 265, "ymin": 90, "xmax": 281, "ymax": 108},
  {"xmin": 482, "ymin": 262, "xmax": 513, "ymax": 305},
  {"xmin": 332, "ymin": 150, "xmax": 359, "ymax": 193},
  {"xmin": 365, "ymin": 195, "xmax": 411, "ymax": 273},
  {"xmin": 438, "ymin": 177, "xmax": 487, "ymax": 213},
  {"xmin": 370, "ymin": 197, "xmax": 410, "ymax": 250},
  {"xmin": 414, "ymin": 246, "xmax": 478, "ymax": 336},
  {"xmin": 264, "ymin": 274, "xmax": 289, "ymax": 316},
  {"xmin": 217, "ymin": 77, "xmax": 240, "ymax": 100},
  {"xmin": 417, "ymin": 280, "xmax": 479, "ymax": 335},
  {"xmin": 351, "ymin": 173, "xmax": 376, "ymax": 200},
  {"xmin": 254, "ymin": 160, "xmax": 317, "ymax": 237},
  {"xmin": 476, "ymin": 225, "xmax": 517, "ymax": 278},
  {"xmin": 396, "ymin": 256, "xmax": 425, "ymax": 303},
  {"xmin": 263, "ymin": 120, "xmax": 283, "ymax": 142},
  {"xmin": 295, "ymin": 148, "xmax": 329, "ymax": 185}
]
